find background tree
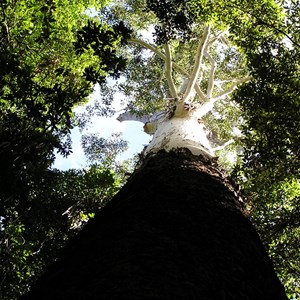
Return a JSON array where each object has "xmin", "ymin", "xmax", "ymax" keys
[
  {"xmin": 0, "ymin": 0, "xmax": 132, "ymax": 298},
  {"xmin": 233, "ymin": 35, "xmax": 300, "ymax": 298}
]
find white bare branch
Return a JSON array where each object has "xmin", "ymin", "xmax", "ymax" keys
[
  {"xmin": 164, "ymin": 44, "xmax": 177, "ymax": 98},
  {"xmin": 194, "ymin": 84, "xmax": 207, "ymax": 102},
  {"xmin": 128, "ymin": 38, "xmax": 184, "ymax": 76},
  {"xmin": 195, "ymin": 76, "xmax": 251, "ymax": 118},
  {"xmin": 117, "ymin": 110, "xmax": 165, "ymax": 125},
  {"xmin": 195, "ymin": 98, "xmax": 218, "ymax": 118},
  {"xmin": 127, "ymin": 36, "xmax": 250, "ymax": 119},
  {"xmin": 127, "ymin": 38, "xmax": 166, "ymax": 61},
  {"xmin": 179, "ymin": 76, "xmax": 206, "ymax": 102},
  {"xmin": 183, "ymin": 25, "xmax": 211, "ymax": 102},
  {"xmin": 213, "ymin": 139, "xmax": 235, "ymax": 151},
  {"xmin": 208, "ymin": 28, "xmax": 229, "ymax": 47},
  {"xmin": 117, "ymin": 111, "xmax": 150, "ymax": 123},
  {"xmin": 179, "ymin": 78, "xmax": 189, "ymax": 95},
  {"xmin": 205, "ymin": 51, "xmax": 216, "ymax": 99},
  {"xmin": 128, "ymin": 38, "xmax": 207, "ymax": 103},
  {"xmin": 212, "ymin": 77, "xmax": 251, "ymax": 101}
]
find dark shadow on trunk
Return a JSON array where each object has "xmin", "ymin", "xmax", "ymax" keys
[{"xmin": 20, "ymin": 149, "xmax": 287, "ymax": 300}]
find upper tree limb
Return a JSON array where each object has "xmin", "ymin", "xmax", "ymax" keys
[
  {"xmin": 205, "ymin": 51, "xmax": 216, "ymax": 99},
  {"xmin": 127, "ymin": 37, "xmax": 207, "ymax": 102},
  {"xmin": 183, "ymin": 25, "xmax": 211, "ymax": 102},
  {"xmin": 164, "ymin": 43, "xmax": 177, "ymax": 98}
]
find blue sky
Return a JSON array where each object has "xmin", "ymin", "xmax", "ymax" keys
[{"xmin": 53, "ymin": 87, "xmax": 150, "ymax": 170}]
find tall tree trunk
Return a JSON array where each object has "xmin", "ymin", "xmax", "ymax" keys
[{"xmin": 21, "ymin": 150, "xmax": 287, "ymax": 300}]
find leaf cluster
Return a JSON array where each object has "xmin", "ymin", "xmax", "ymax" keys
[
  {"xmin": 0, "ymin": 166, "xmax": 121, "ymax": 299},
  {"xmin": 82, "ymin": 132, "xmax": 128, "ymax": 167},
  {"xmin": 146, "ymin": 0, "xmax": 196, "ymax": 43},
  {"xmin": 74, "ymin": 20, "xmax": 132, "ymax": 83},
  {"xmin": 146, "ymin": 0, "xmax": 284, "ymax": 45}
]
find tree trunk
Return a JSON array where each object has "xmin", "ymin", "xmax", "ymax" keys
[{"xmin": 21, "ymin": 150, "xmax": 287, "ymax": 300}]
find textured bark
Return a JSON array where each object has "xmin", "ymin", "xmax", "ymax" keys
[{"xmin": 21, "ymin": 150, "xmax": 287, "ymax": 300}]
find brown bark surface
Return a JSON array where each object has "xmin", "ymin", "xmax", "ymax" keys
[{"xmin": 21, "ymin": 150, "xmax": 287, "ymax": 300}]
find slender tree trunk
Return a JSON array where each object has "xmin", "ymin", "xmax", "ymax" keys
[{"xmin": 21, "ymin": 150, "xmax": 287, "ymax": 300}]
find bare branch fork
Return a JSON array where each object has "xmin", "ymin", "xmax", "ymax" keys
[
  {"xmin": 195, "ymin": 76, "xmax": 251, "ymax": 118},
  {"xmin": 208, "ymin": 28, "xmax": 229, "ymax": 46},
  {"xmin": 127, "ymin": 29, "xmax": 250, "ymax": 118},
  {"xmin": 127, "ymin": 38, "xmax": 207, "ymax": 101}
]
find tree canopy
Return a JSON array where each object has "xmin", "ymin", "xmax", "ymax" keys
[
  {"xmin": 0, "ymin": 0, "xmax": 131, "ymax": 298},
  {"xmin": 1, "ymin": 0, "xmax": 299, "ymax": 299}
]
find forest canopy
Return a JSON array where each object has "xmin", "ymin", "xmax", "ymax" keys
[
  {"xmin": 0, "ymin": 0, "xmax": 131, "ymax": 298},
  {"xmin": 0, "ymin": 0, "xmax": 299, "ymax": 299}
]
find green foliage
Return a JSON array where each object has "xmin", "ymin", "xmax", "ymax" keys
[
  {"xmin": 0, "ymin": 0, "xmax": 130, "ymax": 190},
  {"xmin": 232, "ymin": 37, "xmax": 300, "ymax": 297},
  {"xmin": 0, "ymin": 166, "xmax": 121, "ymax": 299},
  {"xmin": 236, "ymin": 43, "xmax": 300, "ymax": 181},
  {"xmin": 1, "ymin": 0, "xmax": 299, "ymax": 298},
  {"xmin": 118, "ymin": 47, "xmax": 167, "ymax": 115},
  {"xmin": 101, "ymin": 0, "xmax": 156, "ymax": 31},
  {"xmin": 74, "ymin": 20, "xmax": 131, "ymax": 83},
  {"xmin": 146, "ymin": 0, "xmax": 196, "ymax": 42},
  {"xmin": 146, "ymin": 0, "xmax": 284, "ymax": 45},
  {"xmin": 0, "ymin": 0, "xmax": 132, "ymax": 298},
  {"xmin": 82, "ymin": 132, "xmax": 128, "ymax": 166}
]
